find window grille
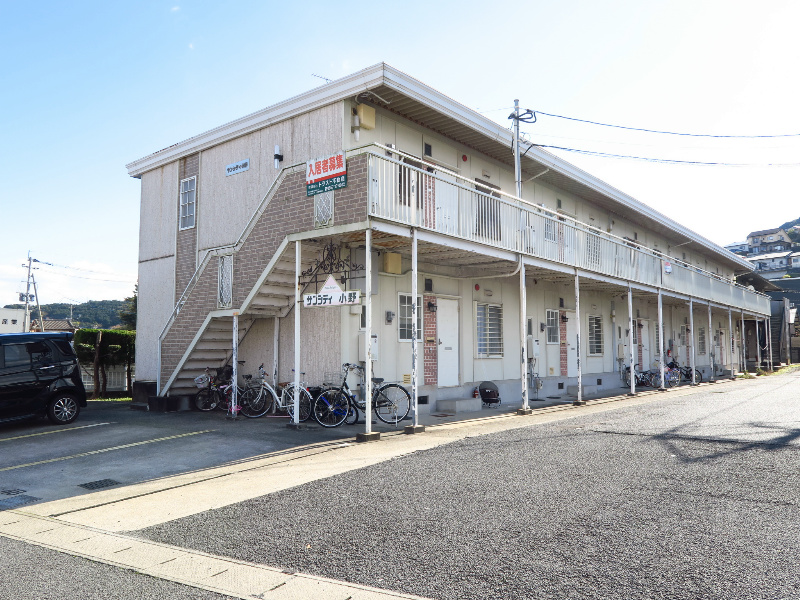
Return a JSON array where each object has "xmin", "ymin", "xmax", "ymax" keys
[
  {"xmin": 632, "ymin": 320, "xmax": 638, "ymax": 345},
  {"xmin": 588, "ymin": 315, "xmax": 603, "ymax": 355},
  {"xmin": 698, "ymin": 327, "xmax": 706, "ymax": 354},
  {"xmin": 546, "ymin": 309, "xmax": 559, "ymax": 343},
  {"xmin": 585, "ymin": 231, "xmax": 601, "ymax": 269},
  {"xmin": 544, "ymin": 218, "xmax": 557, "ymax": 243},
  {"xmin": 179, "ymin": 176, "xmax": 196, "ymax": 230},
  {"xmin": 218, "ymin": 254, "xmax": 233, "ymax": 308},
  {"xmin": 314, "ymin": 190, "xmax": 334, "ymax": 228},
  {"xmin": 398, "ymin": 294, "xmax": 422, "ymax": 341},
  {"xmin": 679, "ymin": 325, "xmax": 687, "ymax": 346},
  {"xmin": 476, "ymin": 302, "xmax": 503, "ymax": 357}
]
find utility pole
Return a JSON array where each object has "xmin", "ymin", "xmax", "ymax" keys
[
  {"xmin": 22, "ymin": 252, "xmax": 33, "ymax": 332},
  {"xmin": 513, "ymin": 99, "xmax": 522, "ymax": 198},
  {"xmin": 32, "ymin": 275, "xmax": 45, "ymax": 332}
]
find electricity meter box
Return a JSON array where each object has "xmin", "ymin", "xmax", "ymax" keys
[
  {"xmin": 358, "ymin": 333, "xmax": 379, "ymax": 361},
  {"xmin": 526, "ymin": 336, "xmax": 540, "ymax": 358}
]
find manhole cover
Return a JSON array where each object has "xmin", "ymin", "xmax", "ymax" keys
[
  {"xmin": 0, "ymin": 495, "xmax": 41, "ymax": 511},
  {"xmin": 78, "ymin": 479, "xmax": 121, "ymax": 490},
  {"xmin": 0, "ymin": 489, "xmax": 25, "ymax": 496}
]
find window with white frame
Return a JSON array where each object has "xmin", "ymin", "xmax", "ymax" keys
[
  {"xmin": 631, "ymin": 320, "xmax": 638, "ymax": 345},
  {"xmin": 398, "ymin": 294, "xmax": 422, "ymax": 341},
  {"xmin": 476, "ymin": 302, "xmax": 503, "ymax": 357},
  {"xmin": 544, "ymin": 218, "xmax": 557, "ymax": 243},
  {"xmin": 179, "ymin": 176, "xmax": 196, "ymax": 230},
  {"xmin": 588, "ymin": 315, "xmax": 603, "ymax": 355},
  {"xmin": 546, "ymin": 309, "xmax": 559, "ymax": 344},
  {"xmin": 698, "ymin": 327, "xmax": 706, "ymax": 354}
]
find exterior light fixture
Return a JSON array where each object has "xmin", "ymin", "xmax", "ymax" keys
[
  {"xmin": 427, "ymin": 301, "xmax": 437, "ymax": 313},
  {"xmin": 274, "ymin": 145, "xmax": 283, "ymax": 169}
]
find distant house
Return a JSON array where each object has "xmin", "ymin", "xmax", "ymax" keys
[
  {"xmin": 30, "ymin": 319, "xmax": 77, "ymax": 333},
  {"xmin": 0, "ymin": 308, "xmax": 26, "ymax": 333},
  {"xmin": 746, "ymin": 227, "xmax": 790, "ymax": 254},
  {"xmin": 747, "ymin": 251, "xmax": 792, "ymax": 276},
  {"xmin": 724, "ymin": 241, "xmax": 749, "ymax": 255}
]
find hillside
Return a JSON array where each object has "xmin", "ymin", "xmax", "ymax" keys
[
  {"xmin": 779, "ymin": 216, "xmax": 800, "ymax": 230},
  {"xmin": 3, "ymin": 299, "xmax": 125, "ymax": 329}
]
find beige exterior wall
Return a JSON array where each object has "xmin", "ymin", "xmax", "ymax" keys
[
  {"xmin": 139, "ymin": 163, "xmax": 178, "ymax": 262},
  {"xmin": 136, "ymin": 256, "xmax": 176, "ymax": 380},
  {"xmin": 196, "ymin": 103, "xmax": 343, "ymax": 254}
]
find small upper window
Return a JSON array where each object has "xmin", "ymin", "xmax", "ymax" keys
[
  {"xmin": 180, "ymin": 176, "xmax": 197, "ymax": 230},
  {"xmin": 423, "ymin": 143, "xmax": 432, "ymax": 157}
]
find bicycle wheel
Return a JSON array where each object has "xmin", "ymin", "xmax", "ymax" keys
[
  {"xmin": 622, "ymin": 369, "xmax": 631, "ymax": 388},
  {"xmin": 241, "ymin": 387, "xmax": 269, "ymax": 418},
  {"xmin": 313, "ymin": 390, "xmax": 349, "ymax": 427},
  {"xmin": 283, "ymin": 385, "xmax": 312, "ymax": 422},
  {"xmin": 194, "ymin": 388, "xmax": 220, "ymax": 411},
  {"xmin": 666, "ymin": 369, "xmax": 679, "ymax": 387},
  {"xmin": 373, "ymin": 383, "xmax": 411, "ymax": 425},
  {"xmin": 693, "ymin": 369, "xmax": 703, "ymax": 384},
  {"xmin": 344, "ymin": 400, "xmax": 359, "ymax": 425}
]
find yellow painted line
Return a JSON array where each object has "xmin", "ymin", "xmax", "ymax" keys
[
  {"xmin": 0, "ymin": 422, "xmax": 113, "ymax": 442},
  {"xmin": 0, "ymin": 430, "xmax": 214, "ymax": 472}
]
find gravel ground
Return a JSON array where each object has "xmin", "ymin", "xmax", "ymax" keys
[
  {"xmin": 0, "ymin": 535, "xmax": 236, "ymax": 600},
  {"xmin": 138, "ymin": 374, "xmax": 800, "ymax": 600}
]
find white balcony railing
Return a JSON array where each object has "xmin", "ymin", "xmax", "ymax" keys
[{"xmin": 366, "ymin": 147, "xmax": 770, "ymax": 315}]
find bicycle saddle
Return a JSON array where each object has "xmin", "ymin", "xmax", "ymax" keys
[
  {"xmin": 371, "ymin": 377, "xmax": 384, "ymax": 384},
  {"xmin": 243, "ymin": 374, "xmax": 253, "ymax": 380}
]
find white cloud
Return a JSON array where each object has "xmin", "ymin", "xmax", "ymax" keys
[{"xmin": 171, "ymin": 6, "xmax": 180, "ymax": 12}]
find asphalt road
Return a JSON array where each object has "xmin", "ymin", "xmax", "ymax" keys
[{"xmin": 137, "ymin": 372, "xmax": 800, "ymax": 600}]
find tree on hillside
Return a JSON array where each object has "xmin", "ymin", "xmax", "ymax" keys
[{"xmin": 119, "ymin": 285, "xmax": 137, "ymax": 330}]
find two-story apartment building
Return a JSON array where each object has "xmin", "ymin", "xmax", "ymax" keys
[{"xmin": 127, "ymin": 64, "xmax": 771, "ymax": 422}]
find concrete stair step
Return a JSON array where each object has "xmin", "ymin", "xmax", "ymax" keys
[{"xmin": 436, "ymin": 397, "xmax": 483, "ymax": 413}]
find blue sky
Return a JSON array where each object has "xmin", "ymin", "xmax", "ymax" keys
[{"xmin": 2, "ymin": 1, "xmax": 799, "ymax": 305}]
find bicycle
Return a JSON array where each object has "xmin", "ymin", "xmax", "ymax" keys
[
  {"xmin": 622, "ymin": 364, "xmax": 653, "ymax": 388},
  {"xmin": 666, "ymin": 361, "xmax": 702, "ymax": 384},
  {"xmin": 248, "ymin": 364, "xmax": 312, "ymax": 421},
  {"xmin": 194, "ymin": 365, "xmax": 269, "ymax": 418},
  {"xmin": 312, "ymin": 363, "xmax": 411, "ymax": 428}
]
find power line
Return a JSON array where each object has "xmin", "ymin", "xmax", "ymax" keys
[
  {"xmin": 35, "ymin": 267, "xmax": 136, "ymax": 284},
  {"xmin": 33, "ymin": 259, "xmax": 124, "ymax": 276},
  {"xmin": 533, "ymin": 109, "xmax": 800, "ymax": 139},
  {"xmin": 533, "ymin": 143, "xmax": 800, "ymax": 167}
]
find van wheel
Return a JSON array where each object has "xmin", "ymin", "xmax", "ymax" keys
[{"xmin": 48, "ymin": 394, "xmax": 80, "ymax": 424}]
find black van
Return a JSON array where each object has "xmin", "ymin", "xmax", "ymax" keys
[{"xmin": 0, "ymin": 332, "xmax": 87, "ymax": 425}]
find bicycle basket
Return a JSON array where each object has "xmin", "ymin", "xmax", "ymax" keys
[
  {"xmin": 194, "ymin": 374, "xmax": 210, "ymax": 389},
  {"xmin": 323, "ymin": 372, "xmax": 341, "ymax": 386}
]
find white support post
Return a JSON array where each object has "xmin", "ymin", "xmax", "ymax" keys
[
  {"xmin": 230, "ymin": 312, "xmax": 239, "ymax": 418},
  {"xmin": 628, "ymin": 286, "xmax": 635, "ymax": 396},
  {"xmin": 708, "ymin": 303, "xmax": 714, "ymax": 382},
  {"xmin": 728, "ymin": 308, "xmax": 734, "ymax": 379},
  {"xmin": 689, "ymin": 299, "xmax": 696, "ymax": 385},
  {"xmin": 767, "ymin": 317, "xmax": 773, "ymax": 371},
  {"xmin": 520, "ymin": 258, "xmax": 530, "ymax": 411},
  {"xmin": 574, "ymin": 271, "xmax": 583, "ymax": 405},
  {"xmin": 741, "ymin": 311, "xmax": 746, "ymax": 372},
  {"xmin": 410, "ymin": 228, "xmax": 421, "ymax": 430},
  {"xmin": 755, "ymin": 318, "xmax": 762, "ymax": 370},
  {"xmin": 360, "ymin": 228, "xmax": 376, "ymax": 441},
  {"xmin": 658, "ymin": 289, "xmax": 665, "ymax": 390},
  {"xmin": 293, "ymin": 240, "xmax": 301, "ymax": 426},
  {"xmin": 273, "ymin": 316, "xmax": 280, "ymax": 387}
]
